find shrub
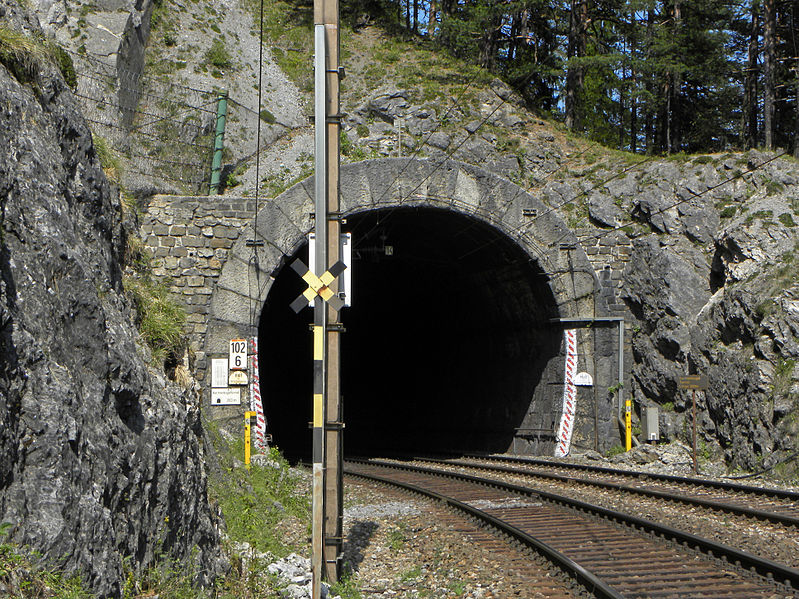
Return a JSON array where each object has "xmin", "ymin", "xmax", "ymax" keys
[
  {"xmin": 0, "ymin": 26, "xmax": 77, "ymax": 89},
  {"xmin": 92, "ymin": 133, "xmax": 121, "ymax": 182},
  {"xmin": 0, "ymin": 26, "xmax": 47, "ymax": 83},
  {"xmin": 259, "ymin": 108, "xmax": 276, "ymax": 124},
  {"xmin": 207, "ymin": 429, "xmax": 310, "ymax": 556},
  {"xmin": 204, "ymin": 38, "xmax": 231, "ymax": 69},
  {"xmin": 124, "ymin": 276, "xmax": 187, "ymax": 366}
]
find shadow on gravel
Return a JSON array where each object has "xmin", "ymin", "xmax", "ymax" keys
[{"xmin": 342, "ymin": 520, "xmax": 379, "ymax": 572}]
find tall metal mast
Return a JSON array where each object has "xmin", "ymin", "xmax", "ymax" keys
[{"xmin": 312, "ymin": 0, "xmax": 343, "ymax": 593}]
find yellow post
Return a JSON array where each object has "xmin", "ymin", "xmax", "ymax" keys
[
  {"xmin": 625, "ymin": 399, "xmax": 632, "ymax": 451},
  {"xmin": 245, "ymin": 411, "xmax": 256, "ymax": 469}
]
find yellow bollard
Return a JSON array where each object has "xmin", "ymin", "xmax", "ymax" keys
[
  {"xmin": 625, "ymin": 399, "xmax": 632, "ymax": 451},
  {"xmin": 244, "ymin": 411, "xmax": 256, "ymax": 470}
]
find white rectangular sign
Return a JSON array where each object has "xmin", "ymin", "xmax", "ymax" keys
[
  {"xmin": 308, "ymin": 232, "xmax": 352, "ymax": 307},
  {"xmin": 211, "ymin": 358, "xmax": 228, "ymax": 388},
  {"xmin": 229, "ymin": 339, "xmax": 247, "ymax": 370},
  {"xmin": 211, "ymin": 388, "xmax": 241, "ymax": 406}
]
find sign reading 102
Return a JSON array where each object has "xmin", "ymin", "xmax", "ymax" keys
[{"xmin": 229, "ymin": 339, "xmax": 247, "ymax": 371}]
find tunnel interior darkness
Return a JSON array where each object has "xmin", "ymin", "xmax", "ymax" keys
[{"xmin": 258, "ymin": 207, "xmax": 563, "ymax": 458}]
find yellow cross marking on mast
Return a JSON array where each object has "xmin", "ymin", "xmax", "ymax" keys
[{"xmin": 290, "ymin": 259, "xmax": 347, "ymax": 313}]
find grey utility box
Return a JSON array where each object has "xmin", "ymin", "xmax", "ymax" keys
[{"xmin": 642, "ymin": 406, "xmax": 659, "ymax": 442}]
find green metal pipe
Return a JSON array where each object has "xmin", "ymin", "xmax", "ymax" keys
[{"xmin": 209, "ymin": 91, "xmax": 228, "ymax": 195}]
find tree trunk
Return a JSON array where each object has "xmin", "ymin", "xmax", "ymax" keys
[
  {"xmin": 671, "ymin": 0, "xmax": 682, "ymax": 152},
  {"xmin": 645, "ymin": 9, "xmax": 655, "ymax": 153},
  {"xmin": 764, "ymin": 0, "xmax": 776, "ymax": 149},
  {"xmin": 428, "ymin": 0, "xmax": 438, "ymax": 35},
  {"xmin": 478, "ymin": 1, "xmax": 502, "ymax": 71},
  {"xmin": 665, "ymin": 76, "xmax": 672, "ymax": 153},
  {"xmin": 629, "ymin": 10, "xmax": 638, "ymax": 153},
  {"xmin": 794, "ymin": 2, "xmax": 799, "ymax": 157},
  {"xmin": 795, "ymin": 60, "xmax": 799, "ymax": 157},
  {"xmin": 510, "ymin": 8, "xmax": 529, "ymax": 62},
  {"xmin": 745, "ymin": 1, "xmax": 760, "ymax": 149},
  {"xmin": 565, "ymin": 0, "xmax": 585, "ymax": 130},
  {"xmin": 619, "ymin": 61, "xmax": 627, "ymax": 150},
  {"xmin": 630, "ymin": 70, "xmax": 638, "ymax": 153}
]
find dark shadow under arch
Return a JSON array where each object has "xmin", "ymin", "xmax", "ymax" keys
[{"xmin": 259, "ymin": 207, "xmax": 564, "ymax": 459}]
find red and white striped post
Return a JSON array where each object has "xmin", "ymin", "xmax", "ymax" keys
[{"xmin": 249, "ymin": 337, "xmax": 267, "ymax": 452}]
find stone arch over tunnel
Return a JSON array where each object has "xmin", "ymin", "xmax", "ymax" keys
[{"xmin": 206, "ymin": 158, "xmax": 609, "ymax": 457}]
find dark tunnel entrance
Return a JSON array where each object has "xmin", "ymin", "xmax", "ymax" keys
[{"xmin": 258, "ymin": 207, "xmax": 563, "ymax": 459}]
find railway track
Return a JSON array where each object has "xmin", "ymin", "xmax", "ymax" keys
[
  {"xmin": 451, "ymin": 452, "xmax": 799, "ymax": 527},
  {"xmin": 344, "ymin": 458, "xmax": 799, "ymax": 598},
  {"xmin": 384, "ymin": 454, "xmax": 799, "ymax": 531}
]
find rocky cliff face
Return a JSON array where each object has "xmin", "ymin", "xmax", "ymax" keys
[
  {"xmin": 614, "ymin": 155, "xmax": 799, "ymax": 474},
  {"xmin": 0, "ymin": 4, "xmax": 223, "ymax": 595}
]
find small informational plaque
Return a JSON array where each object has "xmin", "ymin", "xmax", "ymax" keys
[
  {"xmin": 211, "ymin": 388, "xmax": 240, "ymax": 406},
  {"xmin": 229, "ymin": 370, "xmax": 248, "ymax": 386},
  {"xmin": 211, "ymin": 358, "xmax": 228, "ymax": 388},
  {"xmin": 678, "ymin": 374, "xmax": 708, "ymax": 390},
  {"xmin": 574, "ymin": 372, "xmax": 594, "ymax": 386},
  {"xmin": 230, "ymin": 339, "xmax": 247, "ymax": 370}
]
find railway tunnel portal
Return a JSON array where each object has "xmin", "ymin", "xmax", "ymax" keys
[{"xmin": 188, "ymin": 158, "xmax": 624, "ymax": 457}]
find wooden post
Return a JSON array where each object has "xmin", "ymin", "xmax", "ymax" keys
[
  {"xmin": 321, "ymin": 0, "xmax": 343, "ymax": 582},
  {"xmin": 314, "ymin": 0, "xmax": 343, "ymax": 590}
]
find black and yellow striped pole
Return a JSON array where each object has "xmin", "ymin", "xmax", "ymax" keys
[
  {"xmin": 290, "ymin": 256, "xmax": 346, "ymax": 599},
  {"xmin": 300, "ymin": 1, "xmax": 342, "ymax": 593}
]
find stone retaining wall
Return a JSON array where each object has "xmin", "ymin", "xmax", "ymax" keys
[{"xmin": 140, "ymin": 195, "xmax": 254, "ymax": 376}]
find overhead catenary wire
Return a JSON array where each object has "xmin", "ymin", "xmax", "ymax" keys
[
  {"xmin": 73, "ymin": 91, "xmax": 215, "ymax": 130},
  {"xmin": 121, "ymin": 164, "xmax": 206, "ymax": 185},
  {"xmin": 67, "ymin": 47, "xmax": 222, "ymax": 99},
  {"xmin": 455, "ymin": 153, "xmax": 658, "ymax": 261},
  {"xmin": 349, "ymin": 93, "xmax": 511, "ymax": 244},
  {"xmin": 71, "ymin": 57, "xmax": 219, "ymax": 192},
  {"xmin": 83, "ymin": 117, "xmax": 212, "ymax": 150},
  {"xmin": 345, "ymin": 62, "xmax": 650, "ymax": 256},
  {"xmin": 248, "ymin": 0, "xmax": 267, "ymax": 335},
  {"xmin": 76, "ymin": 70, "xmax": 217, "ymax": 114}
]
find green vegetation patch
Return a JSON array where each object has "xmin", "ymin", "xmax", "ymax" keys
[
  {"xmin": 242, "ymin": 0, "xmax": 313, "ymax": 90},
  {"xmin": 204, "ymin": 38, "xmax": 232, "ymax": 69},
  {"xmin": 0, "ymin": 26, "xmax": 76, "ymax": 88},
  {"xmin": 259, "ymin": 108, "xmax": 276, "ymax": 124},
  {"xmin": 779, "ymin": 212, "xmax": 797, "ymax": 227},
  {"xmin": 206, "ymin": 424, "xmax": 311, "ymax": 557},
  {"xmin": 123, "ymin": 239, "xmax": 187, "ymax": 367},
  {"xmin": 0, "ymin": 523, "xmax": 92, "ymax": 598},
  {"xmin": 125, "ymin": 276, "xmax": 187, "ymax": 366},
  {"xmin": 92, "ymin": 133, "xmax": 122, "ymax": 183}
]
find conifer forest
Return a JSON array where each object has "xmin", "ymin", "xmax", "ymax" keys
[{"xmin": 351, "ymin": 0, "xmax": 799, "ymax": 156}]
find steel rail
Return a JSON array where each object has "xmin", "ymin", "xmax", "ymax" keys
[
  {"xmin": 343, "ymin": 463, "xmax": 623, "ymax": 599},
  {"xmin": 415, "ymin": 456, "xmax": 799, "ymax": 527},
  {"xmin": 347, "ymin": 458, "xmax": 799, "ymax": 593},
  {"xmin": 461, "ymin": 452, "xmax": 799, "ymax": 501}
]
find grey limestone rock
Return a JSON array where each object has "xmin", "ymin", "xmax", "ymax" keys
[
  {"xmin": 368, "ymin": 88, "xmax": 410, "ymax": 123},
  {"xmin": 588, "ymin": 193, "xmax": 623, "ymax": 227},
  {"xmin": 0, "ymin": 27, "xmax": 223, "ymax": 597},
  {"xmin": 426, "ymin": 131, "xmax": 451, "ymax": 150}
]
